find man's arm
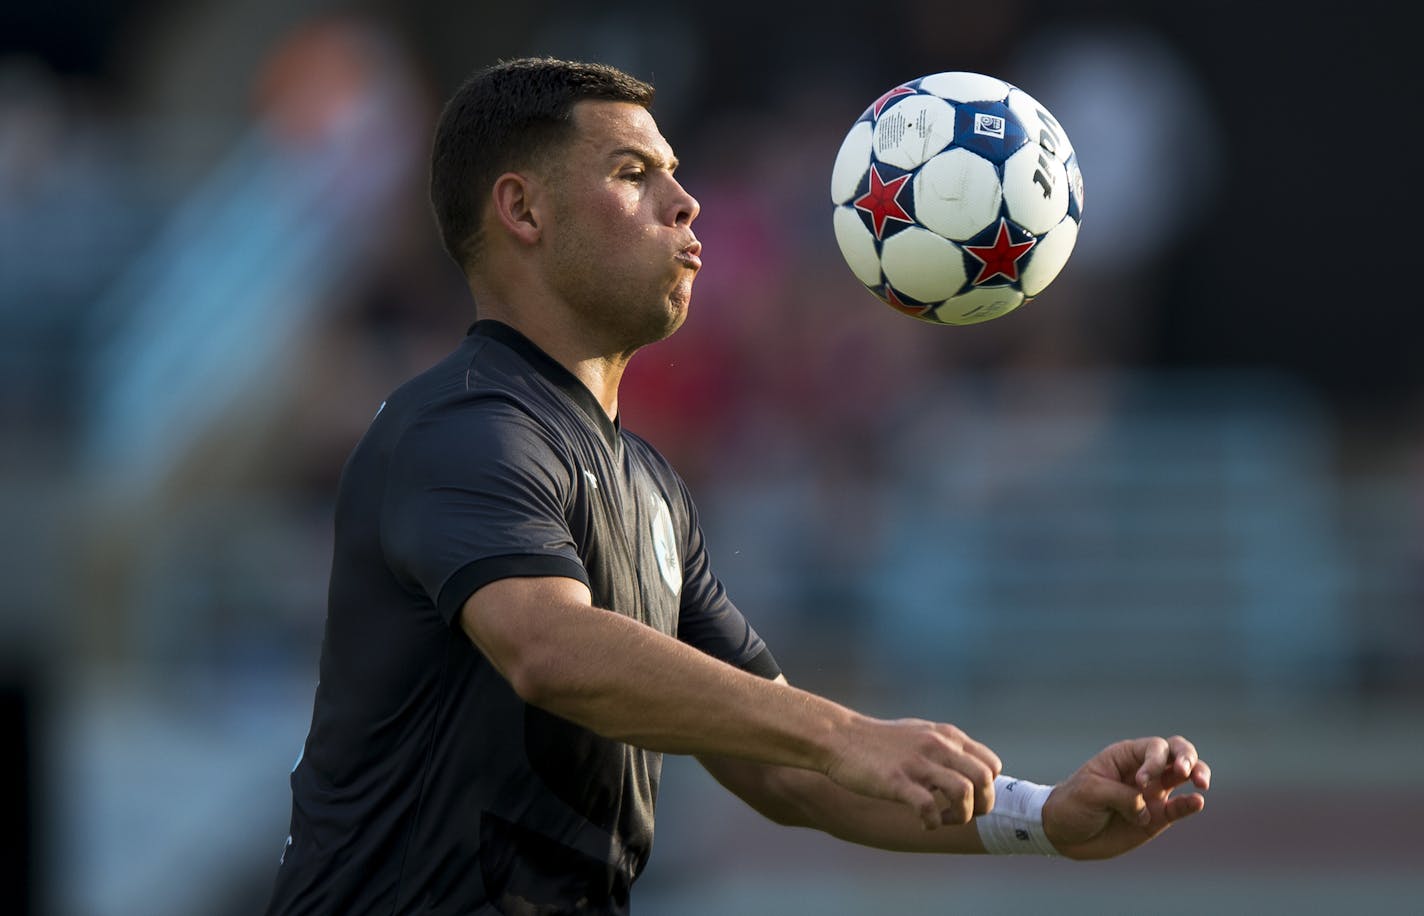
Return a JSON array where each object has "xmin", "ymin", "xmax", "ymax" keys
[
  {"xmin": 461, "ymin": 575, "xmax": 1001, "ymax": 829},
  {"xmin": 700, "ymin": 750, "xmax": 991, "ymax": 853},
  {"xmin": 701, "ymin": 704, "xmax": 1212, "ymax": 860}
]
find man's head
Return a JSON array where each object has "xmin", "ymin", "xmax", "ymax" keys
[
  {"xmin": 429, "ymin": 57, "xmax": 655, "ymax": 273},
  {"xmin": 429, "ymin": 57, "xmax": 702, "ymax": 354}
]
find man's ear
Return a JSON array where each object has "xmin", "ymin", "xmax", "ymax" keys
[{"xmin": 489, "ymin": 172, "xmax": 544, "ymax": 247}]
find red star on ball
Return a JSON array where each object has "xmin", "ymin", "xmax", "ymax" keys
[
  {"xmin": 870, "ymin": 86, "xmax": 915, "ymax": 118},
  {"xmin": 854, "ymin": 165, "xmax": 913, "ymax": 239},
  {"xmin": 962, "ymin": 218, "xmax": 1037, "ymax": 285},
  {"xmin": 879, "ymin": 284, "xmax": 930, "ymax": 317}
]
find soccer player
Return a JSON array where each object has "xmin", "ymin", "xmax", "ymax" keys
[{"xmin": 265, "ymin": 57, "xmax": 1211, "ymax": 915}]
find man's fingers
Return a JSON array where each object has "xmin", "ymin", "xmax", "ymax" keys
[
  {"xmin": 949, "ymin": 755, "xmax": 996, "ymax": 816},
  {"xmin": 928, "ymin": 768, "xmax": 978, "ymax": 824},
  {"xmin": 897, "ymin": 779, "xmax": 942, "ymax": 830},
  {"xmin": 964, "ymin": 736, "xmax": 1003, "ymax": 779},
  {"xmin": 836, "ymin": 718, "xmax": 1005, "ymax": 830},
  {"xmin": 1134, "ymin": 735, "xmax": 1204, "ymax": 790},
  {"xmin": 931, "ymin": 723, "xmax": 1002, "ymax": 778},
  {"xmin": 916, "ymin": 761, "xmax": 991, "ymax": 825},
  {"xmin": 1163, "ymin": 790, "xmax": 1206, "ymax": 823},
  {"xmin": 1191, "ymin": 759, "xmax": 1212, "ymax": 790},
  {"xmin": 917, "ymin": 792, "xmax": 941, "ymax": 830},
  {"xmin": 920, "ymin": 726, "xmax": 997, "ymax": 815},
  {"xmin": 1095, "ymin": 774, "xmax": 1206, "ymax": 828},
  {"xmin": 902, "ymin": 760, "xmax": 977, "ymax": 829},
  {"xmin": 1082, "ymin": 774, "xmax": 1151, "ymax": 826},
  {"xmin": 1134, "ymin": 736, "xmax": 1171, "ymax": 788},
  {"xmin": 1167, "ymin": 735, "xmax": 1199, "ymax": 780}
]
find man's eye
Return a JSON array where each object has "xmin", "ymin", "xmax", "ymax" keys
[{"xmin": 622, "ymin": 170, "xmax": 646, "ymax": 182}]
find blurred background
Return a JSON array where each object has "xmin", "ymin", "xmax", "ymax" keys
[{"xmin": 3, "ymin": 0, "xmax": 1422, "ymax": 913}]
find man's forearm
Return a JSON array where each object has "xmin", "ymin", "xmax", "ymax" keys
[
  {"xmin": 703, "ymin": 755, "xmax": 989, "ymax": 854},
  {"xmin": 463, "ymin": 576, "xmax": 1001, "ymax": 830},
  {"xmin": 464, "ymin": 581, "xmax": 854, "ymax": 772}
]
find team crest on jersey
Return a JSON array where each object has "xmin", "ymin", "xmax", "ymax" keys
[{"xmin": 650, "ymin": 496, "xmax": 681, "ymax": 596}]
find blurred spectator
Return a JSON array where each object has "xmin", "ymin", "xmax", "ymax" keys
[
  {"xmin": 999, "ymin": 20, "xmax": 1222, "ymax": 370},
  {"xmin": 83, "ymin": 13, "xmax": 447, "ymax": 500},
  {"xmin": 0, "ymin": 58, "xmax": 158, "ymax": 436},
  {"xmin": 69, "ymin": 13, "xmax": 465, "ymax": 682}
]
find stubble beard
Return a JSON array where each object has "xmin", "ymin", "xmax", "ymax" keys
[
  {"xmin": 553, "ymin": 245, "xmax": 688, "ymax": 358},
  {"xmin": 601, "ymin": 288, "xmax": 686, "ymax": 359}
]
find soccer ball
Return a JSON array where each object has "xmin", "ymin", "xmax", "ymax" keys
[{"xmin": 830, "ymin": 71, "xmax": 1083, "ymax": 325}]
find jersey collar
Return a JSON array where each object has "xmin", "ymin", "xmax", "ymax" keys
[{"xmin": 469, "ymin": 320, "xmax": 621, "ymax": 449}]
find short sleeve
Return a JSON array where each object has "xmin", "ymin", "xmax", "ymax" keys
[
  {"xmin": 382, "ymin": 397, "xmax": 590, "ymax": 624},
  {"xmin": 670, "ymin": 476, "xmax": 781, "ymax": 680}
]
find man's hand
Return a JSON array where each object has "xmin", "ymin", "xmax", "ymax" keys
[
  {"xmin": 1041, "ymin": 735, "xmax": 1211, "ymax": 860},
  {"xmin": 824, "ymin": 716, "xmax": 1003, "ymax": 830}
]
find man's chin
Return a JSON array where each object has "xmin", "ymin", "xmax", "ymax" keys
[
  {"xmin": 662, "ymin": 300, "xmax": 689, "ymax": 339},
  {"xmin": 646, "ymin": 289, "xmax": 690, "ymax": 344},
  {"xmin": 614, "ymin": 302, "xmax": 687, "ymax": 358},
  {"xmin": 664, "ymin": 282, "xmax": 694, "ymax": 332}
]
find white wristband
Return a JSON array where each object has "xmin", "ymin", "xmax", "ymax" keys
[{"xmin": 975, "ymin": 775, "xmax": 1061, "ymax": 856}]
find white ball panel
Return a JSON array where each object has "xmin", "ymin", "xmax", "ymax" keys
[
  {"xmin": 1020, "ymin": 216, "xmax": 1079, "ymax": 298},
  {"xmin": 1006, "ymin": 87, "xmax": 1075, "ymax": 161},
  {"xmin": 880, "ymin": 226, "xmax": 968, "ymax": 303},
  {"xmin": 872, "ymin": 94, "xmax": 956, "ymax": 171},
  {"xmin": 918, "ymin": 71, "xmax": 1011, "ymax": 103},
  {"xmin": 833, "ymin": 205, "xmax": 883, "ymax": 287},
  {"xmin": 1003, "ymin": 144, "xmax": 1069, "ymax": 235},
  {"xmin": 913, "ymin": 148, "xmax": 1003, "ymax": 241},
  {"xmin": 934, "ymin": 286, "xmax": 1025, "ymax": 325},
  {"xmin": 1067, "ymin": 155, "xmax": 1085, "ymax": 214},
  {"xmin": 831, "ymin": 120, "xmax": 873, "ymax": 205}
]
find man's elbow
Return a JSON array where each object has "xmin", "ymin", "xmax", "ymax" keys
[
  {"xmin": 500, "ymin": 643, "xmax": 572, "ymax": 708},
  {"xmin": 735, "ymin": 764, "xmax": 815, "ymax": 828},
  {"xmin": 462, "ymin": 603, "xmax": 576, "ymax": 709}
]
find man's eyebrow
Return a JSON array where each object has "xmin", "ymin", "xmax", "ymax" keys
[{"xmin": 609, "ymin": 146, "xmax": 679, "ymax": 171}]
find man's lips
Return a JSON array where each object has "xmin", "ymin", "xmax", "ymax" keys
[{"xmin": 677, "ymin": 240, "xmax": 702, "ymax": 270}]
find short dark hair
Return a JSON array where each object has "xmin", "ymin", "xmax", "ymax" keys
[{"xmin": 429, "ymin": 57, "xmax": 655, "ymax": 272}]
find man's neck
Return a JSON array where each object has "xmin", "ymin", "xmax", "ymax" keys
[{"xmin": 475, "ymin": 302, "xmax": 627, "ymax": 422}]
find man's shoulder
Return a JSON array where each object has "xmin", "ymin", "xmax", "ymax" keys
[{"xmin": 380, "ymin": 335, "xmax": 555, "ymax": 433}]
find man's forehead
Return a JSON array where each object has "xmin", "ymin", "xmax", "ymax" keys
[{"xmin": 569, "ymin": 99, "xmax": 675, "ymax": 164}]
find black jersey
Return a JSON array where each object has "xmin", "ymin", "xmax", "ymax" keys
[{"xmin": 266, "ymin": 321, "xmax": 779, "ymax": 915}]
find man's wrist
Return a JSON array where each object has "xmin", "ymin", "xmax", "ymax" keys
[{"xmin": 975, "ymin": 775, "xmax": 1061, "ymax": 856}]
